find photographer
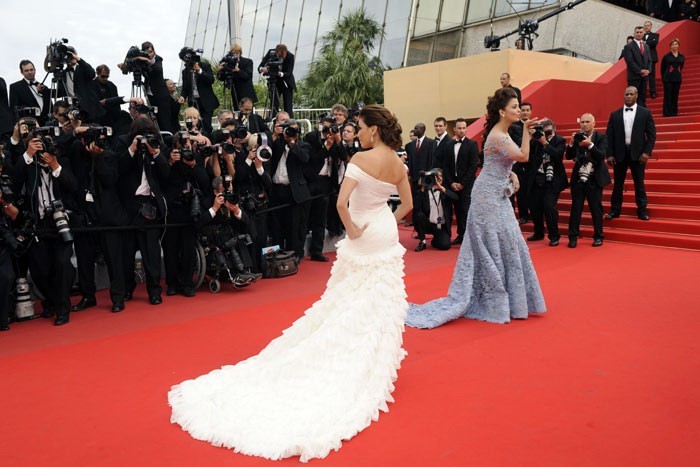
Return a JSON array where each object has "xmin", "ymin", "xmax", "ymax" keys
[
  {"xmin": 271, "ymin": 111, "xmax": 290, "ymax": 142},
  {"xmin": 218, "ymin": 44, "xmax": 257, "ymax": 112},
  {"xmin": 526, "ymin": 119, "xmax": 568, "ymax": 246},
  {"xmin": 179, "ymin": 47, "xmax": 219, "ymax": 134},
  {"xmin": 414, "ymin": 168, "xmax": 457, "ymax": 252},
  {"xmin": 239, "ymin": 97, "xmax": 271, "ymax": 139},
  {"xmin": 269, "ymin": 120, "xmax": 310, "ymax": 261},
  {"xmin": 118, "ymin": 116, "xmax": 170, "ymax": 305},
  {"xmin": 198, "ymin": 177, "xmax": 260, "ymax": 287},
  {"xmin": 162, "ymin": 133, "xmax": 210, "ymax": 297},
  {"xmin": 68, "ymin": 126, "xmax": 129, "ymax": 312},
  {"xmin": 206, "ymin": 119, "xmax": 238, "ymax": 181},
  {"xmin": 57, "ymin": 46, "xmax": 103, "ymax": 123},
  {"xmin": 10, "ymin": 129, "xmax": 79, "ymax": 326},
  {"xmin": 9, "ymin": 60, "xmax": 51, "ymax": 124},
  {"xmin": 327, "ymin": 122, "xmax": 360, "ymax": 237},
  {"xmin": 566, "ymin": 113, "xmax": 610, "ymax": 248},
  {"xmin": 258, "ymin": 44, "xmax": 296, "ymax": 117},
  {"xmin": 183, "ymin": 107, "xmax": 212, "ymax": 142},
  {"xmin": 0, "ymin": 157, "xmax": 18, "ymax": 331}
]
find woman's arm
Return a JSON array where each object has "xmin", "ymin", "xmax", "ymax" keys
[
  {"xmin": 336, "ymin": 176, "xmax": 366, "ymax": 239},
  {"xmin": 393, "ymin": 171, "xmax": 413, "ymax": 223}
]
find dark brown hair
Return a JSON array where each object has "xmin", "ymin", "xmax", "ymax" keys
[
  {"xmin": 484, "ymin": 87, "xmax": 518, "ymax": 136},
  {"xmin": 359, "ymin": 105, "xmax": 402, "ymax": 150}
]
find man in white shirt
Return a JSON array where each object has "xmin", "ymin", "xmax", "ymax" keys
[{"xmin": 9, "ymin": 60, "xmax": 51, "ymax": 124}]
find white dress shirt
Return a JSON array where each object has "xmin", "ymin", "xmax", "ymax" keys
[
  {"xmin": 24, "ymin": 78, "xmax": 44, "ymax": 110},
  {"xmin": 623, "ymin": 103, "xmax": 637, "ymax": 145},
  {"xmin": 273, "ymin": 146, "xmax": 290, "ymax": 185}
]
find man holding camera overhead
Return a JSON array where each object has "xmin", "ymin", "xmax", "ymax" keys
[
  {"xmin": 258, "ymin": 44, "xmax": 296, "ymax": 117},
  {"xmin": 269, "ymin": 120, "xmax": 310, "ymax": 262},
  {"xmin": 179, "ymin": 47, "xmax": 219, "ymax": 135},
  {"xmin": 525, "ymin": 119, "xmax": 568, "ymax": 246},
  {"xmin": 566, "ymin": 113, "xmax": 610, "ymax": 248}
]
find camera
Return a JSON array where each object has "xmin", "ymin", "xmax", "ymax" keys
[
  {"xmin": 0, "ymin": 174, "xmax": 14, "ymax": 205},
  {"xmin": 81, "ymin": 126, "xmax": 113, "ymax": 149},
  {"xmin": 181, "ymin": 182, "xmax": 201, "ymax": 219},
  {"xmin": 419, "ymin": 168, "xmax": 440, "ymax": 188},
  {"xmin": 121, "ymin": 46, "xmax": 150, "ymax": 75},
  {"xmin": 31, "ymin": 126, "xmax": 61, "ymax": 156},
  {"xmin": 223, "ymin": 191, "xmax": 239, "ymax": 205},
  {"xmin": 46, "ymin": 38, "xmax": 72, "ymax": 73},
  {"xmin": 49, "ymin": 199, "xmax": 73, "ymax": 243},
  {"xmin": 134, "ymin": 103, "xmax": 158, "ymax": 115},
  {"xmin": 14, "ymin": 107, "xmax": 40, "ymax": 122},
  {"xmin": 322, "ymin": 124, "xmax": 340, "ymax": 135},
  {"xmin": 179, "ymin": 47, "xmax": 203, "ymax": 68},
  {"xmin": 18, "ymin": 118, "xmax": 39, "ymax": 138},
  {"xmin": 573, "ymin": 131, "xmax": 587, "ymax": 144},
  {"xmin": 136, "ymin": 133, "xmax": 160, "ymax": 151},
  {"xmin": 180, "ymin": 148, "xmax": 195, "ymax": 162},
  {"xmin": 257, "ymin": 134, "xmax": 272, "ymax": 162},
  {"xmin": 532, "ymin": 124, "xmax": 544, "ymax": 140},
  {"xmin": 281, "ymin": 122, "xmax": 299, "ymax": 138},
  {"xmin": 200, "ymin": 145, "xmax": 223, "ymax": 158},
  {"xmin": 262, "ymin": 49, "xmax": 283, "ymax": 77},
  {"xmin": 185, "ymin": 118, "xmax": 195, "ymax": 131},
  {"xmin": 221, "ymin": 142, "xmax": 236, "ymax": 154},
  {"xmin": 344, "ymin": 139, "xmax": 361, "ymax": 159},
  {"xmin": 220, "ymin": 52, "xmax": 241, "ymax": 78}
]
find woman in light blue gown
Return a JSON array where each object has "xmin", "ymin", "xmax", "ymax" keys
[{"xmin": 406, "ymin": 87, "xmax": 546, "ymax": 327}]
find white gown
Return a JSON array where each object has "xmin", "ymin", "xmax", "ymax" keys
[{"xmin": 168, "ymin": 163, "xmax": 408, "ymax": 462}]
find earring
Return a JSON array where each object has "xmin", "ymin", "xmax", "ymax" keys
[{"xmin": 370, "ymin": 133, "xmax": 375, "ymax": 145}]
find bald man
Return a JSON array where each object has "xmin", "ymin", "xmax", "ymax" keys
[{"xmin": 565, "ymin": 113, "xmax": 610, "ymax": 247}]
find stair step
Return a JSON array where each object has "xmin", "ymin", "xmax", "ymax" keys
[
  {"xmin": 654, "ymin": 140, "xmax": 700, "ymax": 150},
  {"xmin": 559, "ymin": 190, "xmax": 700, "ymax": 207},
  {"xmin": 642, "ymin": 159, "xmax": 700, "ymax": 169},
  {"xmin": 557, "ymin": 198, "xmax": 700, "ymax": 220},
  {"xmin": 652, "ymin": 148, "xmax": 700, "ymax": 158},
  {"xmin": 556, "ymin": 212, "xmax": 700, "ymax": 235}
]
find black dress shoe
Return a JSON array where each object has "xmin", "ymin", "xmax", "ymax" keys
[
  {"xmin": 518, "ymin": 217, "xmax": 529, "ymax": 225},
  {"xmin": 181, "ymin": 287, "xmax": 196, "ymax": 297},
  {"xmin": 527, "ymin": 234, "xmax": 544, "ymax": 242},
  {"xmin": 592, "ymin": 238, "xmax": 604, "ymax": 247},
  {"xmin": 549, "ymin": 238, "xmax": 560, "ymax": 247},
  {"xmin": 605, "ymin": 212, "xmax": 620, "ymax": 220},
  {"xmin": 568, "ymin": 238, "xmax": 578, "ymax": 248},
  {"xmin": 111, "ymin": 302, "xmax": 125, "ymax": 313},
  {"xmin": 54, "ymin": 315, "xmax": 70, "ymax": 326},
  {"xmin": 71, "ymin": 296, "xmax": 97, "ymax": 311},
  {"xmin": 149, "ymin": 294, "xmax": 162, "ymax": 305},
  {"xmin": 451, "ymin": 236, "xmax": 463, "ymax": 245},
  {"xmin": 166, "ymin": 286, "xmax": 178, "ymax": 296},
  {"xmin": 310, "ymin": 254, "xmax": 330, "ymax": 262},
  {"xmin": 415, "ymin": 241, "xmax": 427, "ymax": 252},
  {"xmin": 124, "ymin": 291, "xmax": 133, "ymax": 302},
  {"xmin": 638, "ymin": 213, "xmax": 650, "ymax": 221}
]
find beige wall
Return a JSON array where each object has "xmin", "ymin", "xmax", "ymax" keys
[{"xmin": 384, "ymin": 49, "xmax": 611, "ymax": 142}]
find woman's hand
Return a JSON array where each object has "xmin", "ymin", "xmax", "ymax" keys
[
  {"xmin": 509, "ymin": 172, "xmax": 520, "ymax": 193},
  {"xmin": 346, "ymin": 222, "xmax": 368, "ymax": 240}
]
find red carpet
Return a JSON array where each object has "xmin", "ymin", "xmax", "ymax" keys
[{"xmin": 1, "ymin": 229, "xmax": 699, "ymax": 466}]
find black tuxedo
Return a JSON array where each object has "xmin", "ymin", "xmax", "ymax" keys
[
  {"xmin": 181, "ymin": 62, "xmax": 219, "ymax": 134},
  {"xmin": 92, "ymin": 79, "xmax": 121, "ymax": 127},
  {"xmin": 432, "ymin": 133, "xmax": 451, "ymax": 167},
  {"xmin": 414, "ymin": 186, "xmax": 458, "ymax": 250},
  {"xmin": 508, "ymin": 120, "xmax": 530, "ymax": 219},
  {"xmin": 606, "ymin": 104, "xmax": 656, "ymax": 216},
  {"xmin": 566, "ymin": 131, "xmax": 610, "ymax": 241},
  {"xmin": 242, "ymin": 112, "xmax": 272, "ymax": 140},
  {"xmin": 259, "ymin": 52, "xmax": 296, "ymax": 116},
  {"xmin": 9, "ymin": 79, "xmax": 51, "ymax": 124},
  {"xmin": 441, "ymin": 137, "xmax": 479, "ymax": 239},
  {"xmin": 0, "ymin": 78, "xmax": 12, "ymax": 136},
  {"xmin": 406, "ymin": 136, "xmax": 436, "ymax": 186},
  {"xmin": 218, "ymin": 56, "xmax": 257, "ymax": 110},
  {"xmin": 643, "ymin": 31, "xmax": 660, "ymax": 97},
  {"xmin": 624, "ymin": 40, "xmax": 652, "ymax": 107},
  {"xmin": 58, "ymin": 59, "xmax": 104, "ymax": 122},
  {"xmin": 527, "ymin": 134, "xmax": 568, "ymax": 240},
  {"xmin": 269, "ymin": 137, "xmax": 310, "ymax": 257},
  {"xmin": 144, "ymin": 55, "xmax": 175, "ymax": 132},
  {"xmin": 506, "ymin": 85, "xmax": 522, "ymax": 104}
]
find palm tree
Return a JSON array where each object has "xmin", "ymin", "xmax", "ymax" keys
[{"xmin": 302, "ymin": 8, "xmax": 385, "ymax": 108}]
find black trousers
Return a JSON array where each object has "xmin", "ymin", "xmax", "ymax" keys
[
  {"xmin": 124, "ymin": 213, "xmax": 163, "ymax": 297},
  {"xmin": 162, "ymin": 224, "xmax": 196, "ymax": 290},
  {"xmin": 530, "ymin": 184, "xmax": 561, "ymax": 240},
  {"xmin": 444, "ymin": 189, "xmax": 471, "ymax": 239},
  {"xmin": 308, "ymin": 176, "xmax": 332, "ymax": 256},
  {"xmin": 150, "ymin": 95, "xmax": 176, "ymax": 133},
  {"xmin": 0, "ymin": 248, "xmax": 14, "ymax": 327},
  {"xmin": 29, "ymin": 229, "xmax": 74, "ymax": 318},
  {"xmin": 513, "ymin": 164, "xmax": 530, "ymax": 219},
  {"xmin": 74, "ymin": 228, "xmax": 127, "ymax": 304},
  {"xmin": 611, "ymin": 149, "xmax": 648, "ymax": 215},
  {"xmin": 663, "ymin": 80, "xmax": 681, "ymax": 117},
  {"xmin": 568, "ymin": 181, "xmax": 604, "ymax": 240},
  {"xmin": 648, "ymin": 61, "xmax": 657, "ymax": 96},
  {"xmin": 277, "ymin": 83, "xmax": 294, "ymax": 117},
  {"xmin": 628, "ymin": 77, "xmax": 648, "ymax": 107},
  {"xmin": 270, "ymin": 184, "xmax": 308, "ymax": 257},
  {"xmin": 413, "ymin": 210, "xmax": 451, "ymax": 250},
  {"xmin": 74, "ymin": 229, "xmax": 99, "ymax": 299},
  {"xmin": 101, "ymin": 230, "xmax": 126, "ymax": 304}
]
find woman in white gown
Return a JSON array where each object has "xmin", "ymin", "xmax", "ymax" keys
[{"xmin": 168, "ymin": 105, "xmax": 413, "ymax": 462}]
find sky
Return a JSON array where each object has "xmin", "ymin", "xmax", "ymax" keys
[{"xmin": 1, "ymin": 0, "xmax": 190, "ymax": 101}]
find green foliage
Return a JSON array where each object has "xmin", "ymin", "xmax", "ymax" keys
[{"xmin": 300, "ymin": 8, "xmax": 385, "ymax": 108}]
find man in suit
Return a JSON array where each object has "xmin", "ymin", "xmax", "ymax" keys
[
  {"xmin": 406, "ymin": 122, "xmax": 435, "ymax": 204},
  {"xmin": 605, "ymin": 86, "xmax": 656, "ymax": 221},
  {"xmin": 509, "ymin": 102, "xmax": 532, "ymax": 224},
  {"xmin": 441, "ymin": 118, "xmax": 479, "ymax": 245},
  {"xmin": 0, "ymin": 77, "xmax": 12, "ymax": 140},
  {"xmin": 218, "ymin": 44, "xmax": 257, "ymax": 112},
  {"xmin": 92, "ymin": 65, "xmax": 121, "ymax": 127},
  {"xmin": 643, "ymin": 21, "xmax": 660, "ymax": 99},
  {"xmin": 414, "ymin": 169, "xmax": 458, "ymax": 252},
  {"xmin": 526, "ymin": 119, "xmax": 568, "ymax": 246},
  {"xmin": 259, "ymin": 44, "xmax": 296, "ymax": 117},
  {"xmin": 128, "ymin": 42, "xmax": 174, "ymax": 133},
  {"xmin": 566, "ymin": 113, "xmax": 610, "ymax": 248},
  {"xmin": 56, "ymin": 47, "xmax": 103, "ymax": 123},
  {"xmin": 500, "ymin": 72, "xmax": 521, "ymax": 104},
  {"xmin": 239, "ymin": 97, "xmax": 271, "ymax": 140},
  {"xmin": 179, "ymin": 47, "xmax": 219, "ymax": 134},
  {"xmin": 269, "ymin": 120, "xmax": 310, "ymax": 261},
  {"xmin": 624, "ymin": 26, "xmax": 652, "ymax": 108},
  {"xmin": 432, "ymin": 117, "xmax": 450, "ymax": 167},
  {"xmin": 9, "ymin": 60, "xmax": 51, "ymax": 124}
]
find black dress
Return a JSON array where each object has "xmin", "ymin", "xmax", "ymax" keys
[{"xmin": 661, "ymin": 52, "xmax": 685, "ymax": 117}]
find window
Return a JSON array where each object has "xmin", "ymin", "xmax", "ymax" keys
[
  {"xmin": 414, "ymin": 0, "xmax": 440, "ymax": 37},
  {"xmin": 439, "ymin": 0, "xmax": 466, "ymax": 31},
  {"xmin": 466, "ymin": 0, "xmax": 493, "ymax": 24}
]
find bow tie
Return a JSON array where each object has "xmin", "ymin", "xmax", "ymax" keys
[
  {"xmin": 625, "ymin": 107, "xmax": 634, "ymax": 112},
  {"xmin": 455, "ymin": 138, "xmax": 463, "ymax": 144},
  {"xmin": 29, "ymin": 81, "xmax": 38, "ymax": 86}
]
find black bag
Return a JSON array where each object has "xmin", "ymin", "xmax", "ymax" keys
[{"xmin": 262, "ymin": 249, "xmax": 298, "ymax": 278}]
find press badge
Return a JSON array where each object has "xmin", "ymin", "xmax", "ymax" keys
[{"xmin": 85, "ymin": 191, "xmax": 94, "ymax": 202}]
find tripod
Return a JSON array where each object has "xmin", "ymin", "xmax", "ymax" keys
[
  {"xmin": 221, "ymin": 74, "xmax": 239, "ymax": 112},
  {"xmin": 262, "ymin": 74, "xmax": 282, "ymax": 123},
  {"xmin": 185, "ymin": 66, "xmax": 200, "ymax": 111},
  {"xmin": 130, "ymin": 70, "xmax": 164, "ymax": 143}
]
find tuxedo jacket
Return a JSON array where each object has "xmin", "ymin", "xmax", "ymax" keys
[
  {"xmin": 58, "ymin": 59, "xmax": 104, "ymax": 122},
  {"xmin": 624, "ymin": 41, "xmax": 652, "ymax": 80},
  {"xmin": 0, "ymin": 78, "xmax": 12, "ymax": 135},
  {"xmin": 118, "ymin": 146, "xmax": 171, "ymax": 218},
  {"xmin": 441, "ymin": 137, "xmax": 480, "ymax": 194},
  {"xmin": 259, "ymin": 52, "xmax": 296, "ymax": 91},
  {"xmin": 91, "ymin": 79, "xmax": 121, "ymax": 126},
  {"xmin": 145, "ymin": 55, "xmax": 169, "ymax": 100},
  {"xmin": 269, "ymin": 137, "xmax": 311, "ymax": 203},
  {"xmin": 233, "ymin": 150, "xmax": 273, "ymax": 202},
  {"xmin": 526, "ymin": 134, "xmax": 568, "ymax": 193},
  {"xmin": 606, "ymin": 105, "xmax": 656, "ymax": 162},
  {"xmin": 433, "ymin": 134, "xmax": 451, "ymax": 167},
  {"xmin": 506, "ymin": 85, "xmax": 522, "ymax": 104},
  {"xmin": 643, "ymin": 31, "xmax": 660, "ymax": 62},
  {"xmin": 218, "ymin": 56, "xmax": 258, "ymax": 103},
  {"xmin": 9, "ymin": 79, "xmax": 51, "ymax": 123},
  {"xmin": 565, "ymin": 131, "xmax": 611, "ymax": 188},
  {"xmin": 415, "ymin": 186, "xmax": 458, "ymax": 231},
  {"xmin": 302, "ymin": 130, "xmax": 342, "ymax": 185},
  {"xmin": 406, "ymin": 136, "xmax": 435, "ymax": 184},
  {"xmin": 181, "ymin": 61, "xmax": 220, "ymax": 112},
  {"xmin": 244, "ymin": 113, "xmax": 272, "ymax": 140}
]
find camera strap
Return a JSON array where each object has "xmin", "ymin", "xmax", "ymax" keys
[
  {"xmin": 428, "ymin": 190, "xmax": 444, "ymax": 227},
  {"xmin": 37, "ymin": 167, "xmax": 55, "ymax": 219}
]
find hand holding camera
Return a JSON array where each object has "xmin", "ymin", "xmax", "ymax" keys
[
  {"xmin": 40, "ymin": 152, "xmax": 59, "ymax": 170},
  {"xmin": 26, "ymin": 138, "xmax": 45, "ymax": 158},
  {"xmin": 85, "ymin": 141, "xmax": 104, "ymax": 156},
  {"xmin": 572, "ymin": 131, "xmax": 591, "ymax": 147}
]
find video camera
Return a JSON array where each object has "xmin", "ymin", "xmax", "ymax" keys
[
  {"xmin": 121, "ymin": 46, "xmax": 150, "ymax": 75},
  {"xmin": 261, "ymin": 49, "xmax": 283, "ymax": 77},
  {"xmin": 179, "ymin": 47, "xmax": 203, "ymax": 69},
  {"xmin": 220, "ymin": 52, "xmax": 240, "ymax": 73},
  {"xmin": 45, "ymin": 38, "xmax": 72, "ymax": 73},
  {"xmin": 419, "ymin": 168, "xmax": 440, "ymax": 188}
]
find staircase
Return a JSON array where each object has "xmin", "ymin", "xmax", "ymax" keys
[{"xmin": 523, "ymin": 54, "xmax": 700, "ymax": 250}]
